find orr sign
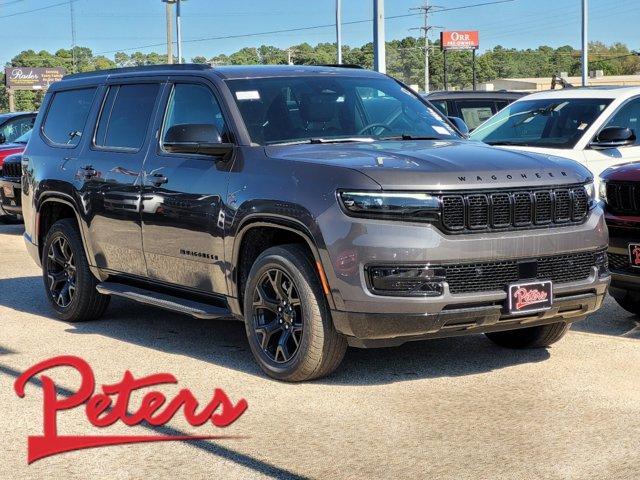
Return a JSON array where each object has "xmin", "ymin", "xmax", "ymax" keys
[
  {"xmin": 5, "ymin": 67, "xmax": 66, "ymax": 90},
  {"xmin": 440, "ymin": 31, "xmax": 479, "ymax": 51}
]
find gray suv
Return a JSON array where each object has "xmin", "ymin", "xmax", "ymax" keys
[{"xmin": 21, "ymin": 64, "xmax": 609, "ymax": 381}]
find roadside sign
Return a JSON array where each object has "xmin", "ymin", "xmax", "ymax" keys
[
  {"xmin": 440, "ymin": 31, "xmax": 479, "ymax": 51},
  {"xmin": 4, "ymin": 67, "xmax": 66, "ymax": 90}
]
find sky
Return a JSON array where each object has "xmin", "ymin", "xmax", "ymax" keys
[{"xmin": 0, "ymin": 0, "xmax": 637, "ymax": 65}]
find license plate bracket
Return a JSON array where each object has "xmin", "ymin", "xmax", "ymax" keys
[
  {"xmin": 628, "ymin": 243, "xmax": 640, "ymax": 269},
  {"xmin": 2, "ymin": 184, "xmax": 13, "ymax": 198},
  {"xmin": 507, "ymin": 280, "xmax": 553, "ymax": 314}
]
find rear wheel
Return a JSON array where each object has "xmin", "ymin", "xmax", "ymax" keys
[
  {"xmin": 243, "ymin": 244, "xmax": 347, "ymax": 382},
  {"xmin": 42, "ymin": 219, "xmax": 110, "ymax": 322},
  {"xmin": 485, "ymin": 322, "xmax": 569, "ymax": 349}
]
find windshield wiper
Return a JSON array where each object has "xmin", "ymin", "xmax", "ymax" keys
[
  {"xmin": 486, "ymin": 140, "xmax": 533, "ymax": 146},
  {"xmin": 268, "ymin": 137, "xmax": 375, "ymax": 146},
  {"xmin": 380, "ymin": 134, "xmax": 443, "ymax": 141}
]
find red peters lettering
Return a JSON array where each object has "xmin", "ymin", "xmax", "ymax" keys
[
  {"xmin": 513, "ymin": 287, "xmax": 548, "ymax": 310},
  {"xmin": 14, "ymin": 356, "xmax": 248, "ymax": 463}
]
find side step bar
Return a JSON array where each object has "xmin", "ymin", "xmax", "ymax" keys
[{"xmin": 96, "ymin": 282, "xmax": 231, "ymax": 320}]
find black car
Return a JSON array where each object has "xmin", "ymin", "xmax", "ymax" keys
[
  {"xmin": 20, "ymin": 64, "xmax": 607, "ymax": 381},
  {"xmin": 0, "ymin": 111, "xmax": 36, "ymax": 144},
  {"xmin": 0, "ymin": 152, "xmax": 23, "ymax": 219},
  {"xmin": 425, "ymin": 91, "xmax": 526, "ymax": 131}
]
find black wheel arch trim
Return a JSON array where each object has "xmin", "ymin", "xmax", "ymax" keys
[{"xmin": 230, "ymin": 214, "xmax": 336, "ymax": 311}]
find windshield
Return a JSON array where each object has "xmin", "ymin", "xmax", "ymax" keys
[
  {"xmin": 14, "ymin": 130, "xmax": 31, "ymax": 144},
  {"xmin": 471, "ymin": 97, "xmax": 612, "ymax": 149},
  {"xmin": 226, "ymin": 76, "xmax": 460, "ymax": 145}
]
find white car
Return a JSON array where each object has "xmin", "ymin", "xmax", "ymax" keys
[{"xmin": 470, "ymin": 86, "xmax": 640, "ymax": 189}]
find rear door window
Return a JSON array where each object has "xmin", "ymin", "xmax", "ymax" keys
[
  {"xmin": 42, "ymin": 88, "xmax": 96, "ymax": 146},
  {"xmin": 95, "ymin": 83, "xmax": 160, "ymax": 150}
]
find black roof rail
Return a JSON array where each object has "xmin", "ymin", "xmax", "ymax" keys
[
  {"xmin": 63, "ymin": 63, "xmax": 212, "ymax": 80},
  {"xmin": 318, "ymin": 64, "xmax": 364, "ymax": 69}
]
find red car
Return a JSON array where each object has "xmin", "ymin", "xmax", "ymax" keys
[
  {"xmin": 601, "ymin": 162, "xmax": 640, "ymax": 314},
  {"xmin": 0, "ymin": 130, "xmax": 29, "ymax": 221}
]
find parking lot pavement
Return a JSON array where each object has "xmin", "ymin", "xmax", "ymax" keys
[{"xmin": 0, "ymin": 222, "xmax": 639, "ymax": 480}]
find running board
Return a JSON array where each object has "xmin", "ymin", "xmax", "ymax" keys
[{"xmin": 96, "ymin": 282, "xmax": 230, "ymax": 320}]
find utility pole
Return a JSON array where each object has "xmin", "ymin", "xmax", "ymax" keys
[
  {"xmin": 287, "ymin": 48, "xmax": 296, "ymax": 65},
  {"xmin": 336, "ymin": 0, "xmax": 342, "ymax": 64},
  {"xmin": 410, "ymin": 2, "xmax": 440, "ymax": 93},
  {"xmin": 69, "ymin": 0, "xmax": 77, "ymax": 72},
  {"xmin": 581, "ymin": 0, "xmax": 588, "ymax": 86},
  {"xmin": 373, "ymin": 0, "xmax": 386, "ymax": 73},
  {"xmin": 166, "ymin": 1, "xmax": 174, "ymax": 64},
  {"xmin": 176, "ymin": 0, "xmax": 183, "ymax": 64}
]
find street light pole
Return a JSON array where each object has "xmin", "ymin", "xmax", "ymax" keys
[
  {"xmin": 336, "ymin": 0, "xmax": 342, "ymax": 64},
  {"xmin": 166, "ymin": 1, "xmax": 173, "ymax": 64},
  {"xmin": 176, "ymin": 0, "xmax": 183, "ymax": 64},
  {"xmin": 581, "ymin": 0, "xmax": 588, "ymax": 86},
  {"xmin": 373, "ymin": 0, "xmax": 386, "ymax": 73}
]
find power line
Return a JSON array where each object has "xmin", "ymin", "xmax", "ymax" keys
[
  {"xmin": 95, "ymin": 0, "xmax": 515, "ymax": 55},
  {"xmin": 0, "ymin": 0, "xmax": 77, "ymax": 19}
]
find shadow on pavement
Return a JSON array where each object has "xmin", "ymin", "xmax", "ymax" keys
[
  {"xmin": 0, "ymin": 275, "xmax": 553, "ymax": 386},
  {"xmin": 0, "ymin": 223, "xmax": 24, "ymax": 235},
  {"xmin": 571, "ymin": 300, "xmax": 640, "ymax": 339}
]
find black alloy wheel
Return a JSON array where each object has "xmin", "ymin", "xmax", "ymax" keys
[
  {"xmin": 252, "ymin": 268, "xmax": 303, "ymax": 363},
  {"xmin": 45, "ymin": 236, "xmax": 77, "ymax": 308}
]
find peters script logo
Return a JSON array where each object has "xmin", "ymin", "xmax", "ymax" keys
[
  {"xmin": 14, "ymin": 356, "xmax": 248, "ymax": 463},
  {"xmin": 512, "ymin": 287, "xmax": 549, "ymax": 310},
  {"xmin": 632, "ymin": 245, "xmax": 640, "ymax": 266}
]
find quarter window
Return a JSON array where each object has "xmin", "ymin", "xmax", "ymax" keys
[
  {"xmin": 42, "ymin": 88, "xmax": 96, "ymax": 146},
  {"xmin": 95, "ymin": 83, "xmax": 160, "ymax": 150},
  {"xmin": 162, "ymin": 83, "xmax": 228, "ymax": 146},
  {"xmin": 604, "ymin": 98, "xmax": 640, "ymax": 146}
]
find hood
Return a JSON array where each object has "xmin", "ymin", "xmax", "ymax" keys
[
  {"xmin": 265, "ymin": 140, "xmax": 591, "ymax": 190},
  {"xmin": 600, "ymin": 161, "xmax": 640, "ymax": 182},
  {"xmin": 0, "ymin": 144, "xmax": 25, "ymax": 167}
]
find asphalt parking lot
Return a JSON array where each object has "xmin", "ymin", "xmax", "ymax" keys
[{"xmin": 0, "ymin": 222, "xmax": 639, "ymax": 480}]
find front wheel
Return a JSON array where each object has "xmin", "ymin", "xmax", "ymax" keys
[
  {"xmin": 243, "ymin": 244, "xmax": 347, "ymax": 382},
  {"xmin": 485, "ymin": 322, "xmax": 570, "ymax": 349}
]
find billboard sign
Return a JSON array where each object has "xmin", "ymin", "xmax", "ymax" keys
[
  {"xmin": 4, "ymin": 67, "xmax": 66, "ymax": 90},
  {"xmin": 440, "ymin": 31, "xmax": 479, "ymax": 51}
]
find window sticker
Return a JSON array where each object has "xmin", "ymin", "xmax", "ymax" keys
[
  {"xmin": 577, "ymin": 123, "xmax": 588, "ymax": 130},
  {"xmin": 235, "ymin": 90, "xmax": 261, "ymax": 101}
]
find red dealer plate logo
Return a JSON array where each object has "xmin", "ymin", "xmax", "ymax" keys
[
  {"xmin": 507, "ymin": 280, "xmax": 553, "ymax": 314},
  {"xmin": 628, "ymin": 244, "xmax": 640, "ymax": 268}
]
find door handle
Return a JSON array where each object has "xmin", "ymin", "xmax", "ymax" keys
[
  {"xmin": 150, "ymin": 173, "xmax": 168, "ymax": 187},
  {"xmin": 78, "ymin": 165, "xmax": 97, "ymax": 180}
]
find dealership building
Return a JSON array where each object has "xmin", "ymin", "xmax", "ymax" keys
[{"xmin": 478, "ymin": 73, "xmax": 640, "ymax": 92}]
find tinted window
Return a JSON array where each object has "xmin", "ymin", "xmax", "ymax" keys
[
  {"xmin": 471, "ymin": 98, "xmax": 612, "ymax": 149},
  {"xmin": 226, "ymin": 76, "xmax": 458, "ymax": 145},
  {"xmin": 604, "ymin": 97, "xmax": 640, "ymax": 145},
  {"xmin": 0, "ymin": 116, "xmax": 34, "ymax": 143},
  {"xmin": 43, "ymin": 88, "xmax": 96, "ymax": 146},
  {"xmin": 162, "ymin": 83, "xmax": 228, "ymax": 145},
  {"xmin": 429, "ymin": 100, "xmax": 449, "ymax": 116},
  {"xmin": 95, "ymin": 84, "xmax": 160, "ymax": 150}
]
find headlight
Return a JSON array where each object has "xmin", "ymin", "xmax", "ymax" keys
[
  {"xmin": 338, "ymin": 191, "xmax": 440, "ymax": 222},
  {"xmin": 598, "ymin": 180, "xmax": 607, "ymax": 203}
]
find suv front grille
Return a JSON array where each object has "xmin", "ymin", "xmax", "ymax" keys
[
  {"xmin": 1, "ymin": 161, "xmax": 21, "ymax": 178},
  {"xmin": 605, "ymin": 181, "xmax": 640, "ymax": 215},
  {"xmin": 440, "ymin": 185, "xmax": 589, "ymax": 233},
  {"xmin": 443, "ymin": 249, "xmax": 603, "ymax": 294}
]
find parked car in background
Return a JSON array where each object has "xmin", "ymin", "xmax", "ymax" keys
[
  {"xmin": 425, "ymin": 90, "xmax": 526, "ymax": 131},
  {"xmin": 600, "ymin": 162, "xmax": 640, "ymax": 314},
  {"xmin": 0, "ymin": 111, "xmax": 36, "ymax": 145},
  {"xmin": 0, "ymin": 152, "xmax": 23, "ymax": 221},
  {"xmin": 0, "ymin": 129, "xmax": 30, "ymax": 167},
  {"xmin": 471, "ymin": 87, "xmax": 640, "ymax": 192}
]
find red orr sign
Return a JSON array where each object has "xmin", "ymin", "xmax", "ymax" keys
[{"xmin": 440, "ymin": 31, "xmax": 480, "ymax": 50}]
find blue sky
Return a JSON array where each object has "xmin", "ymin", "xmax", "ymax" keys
[{"xmin": 0, "ymin": 0, "xmax": 637, "ymax": 65}]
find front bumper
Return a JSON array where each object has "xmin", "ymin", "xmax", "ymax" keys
[
  {"xmin": 332, "ymin": 270, "xmax": 609, "ymax": 347},
  {"xmin": 0, "ymin": 177, "xmax": 21, "ymax": 216}
]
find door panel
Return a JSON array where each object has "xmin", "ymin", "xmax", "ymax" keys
[
  {"xmin": 141, "ymin": 81, "xmax": 230, "ymax": 294},
  {"xmin": 78, "ymin": 82, "xmax": 163, "ymax": 276}
]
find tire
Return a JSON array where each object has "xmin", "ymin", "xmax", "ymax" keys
[
  {"xmin": 42, "ymin": 218, "xmax": 110, "ymax": 322},
  {"xmin": 485, "ymin": 321, "xmax": 569, "ymax": 349},
  {"xmin": 243, "ymin": 244, "xmax": 347, "ymax": 382},
  {"xmin": 613, "ymin": 295, "xmax": 640, "ymax": 316}
]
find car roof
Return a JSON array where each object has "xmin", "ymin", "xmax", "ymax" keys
[
  {"xmin": 0, "ymin": 111, "xmax": 36, "ymax": 122},
  {"xmin": 518, "ymin": 86, "xmax": 640, "ymax": 100},
  {"xmin": 425, "ymin": 90, "xmax": 525, "ymax": 100},
  {"xmin": 57, "ymin": 63, "xmax": 384, "ymax": 86}
]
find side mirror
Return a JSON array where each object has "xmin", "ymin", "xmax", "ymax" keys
[
  {"xmin": 448, "ymin": 116, "xmax": 469, "ymax": 137},
  {"xmin": 163, "ymin": 124, "xmax": 234, "ymax": 158},
  {"xmin": 590, "ymin": 126, "xmax": 636, "ymax": 150}
]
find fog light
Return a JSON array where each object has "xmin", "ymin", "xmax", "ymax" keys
[
  {"xmin": 367, "ymin": 265, "xmax": 445, "ymax": 297},
  {"xmin": 595, "ymin": 252, "xmax": 609, "ymax": 277}
]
